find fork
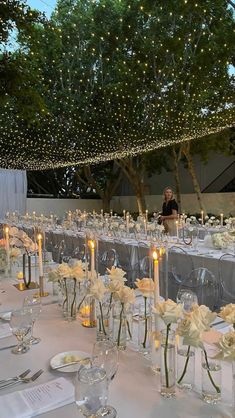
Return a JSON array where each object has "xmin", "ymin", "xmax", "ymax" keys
[
  {"xmin": 0, "ymin": 369, "xmax": 31, "ymax": 385},
  {"xmin": 0, "ymin": 369, "xmax": 44, "ymax": 390}
]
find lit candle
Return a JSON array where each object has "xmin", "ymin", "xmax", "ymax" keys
[
  {"xmin": 123, "ymin": 209, "xmax": 126, "ymax": 219},
  {"xmin": 5, "ymin": 226, "xmax": 10, "ymax": 267},
  {"xmin": 110, "ymin": 209, "xmax": 113, "ymax": 218},
  {"xmin": 152, "ymin": 250, "xmax": 160, "ymax": 307},
  {"xmin": 220, "ymin": 213, "xmax": 223, "ymax": 227},
  {"xmin": 37, "ymin": 234, "xmax": 43, "ymax": 277},
  {"xmin": 145, "ymin": 209, "xmax": 148, "ymax": 220},
  {"xmin": 201, "ymin": 210, "xmax": 204, "ymax": 226},
  {"xmin": 89, "ymin": 240, "xmax": 95, "ymax": 279},
  {"xmin": 32, "ymin": 211, "xmax": 36, "ymax": 220},
  {"xmin": 126, "ymin": 213, "xmax": 130, "ymax": 234},
  {"xmin": 144, "ymin": 218, "xmax": 147, "ymax": 237},
  {"xmin": 175, "ymin": 220, "xmax": 179, "ymax": 240},
  {"xmin": 101, "ymin": 209, "xmax": 104, "ymax": 218},
  {"xmin": 17, "ymin": 271, "xmax": 24, "ymax": 280}
]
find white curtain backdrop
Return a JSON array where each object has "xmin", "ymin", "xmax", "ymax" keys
[{"xmin": 0, "ymin": 169, "xmax": 27, "ymax": 218}]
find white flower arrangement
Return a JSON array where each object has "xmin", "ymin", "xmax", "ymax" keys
[{"xmin": 9, "ymin": 227, "xmax": 37, "ymax": 253}]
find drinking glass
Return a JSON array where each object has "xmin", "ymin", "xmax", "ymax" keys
[
  {"xmin": 176, "ymin": 290, "xmax": 198, "ymax": 312},
  {"xmin": 92, "ymin": 340, "xmax": 118, "ymax": 417},
  {"xmin": 23, "ymin": 295, "xmax": 42, "ymax": 344},
  {"xmin": 10, "ymin": 309, "xmax": 33, "ymax": 354}
]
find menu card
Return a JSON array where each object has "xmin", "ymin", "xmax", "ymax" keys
[
  {"xmin": 0, "ymin": 377, "xmax": 74, "ymax": 417},
  {"xmin": 0, "ymin": 323, "xmax": 12, "ymax": 339}
]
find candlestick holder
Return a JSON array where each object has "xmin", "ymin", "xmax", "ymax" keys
[
  {"xmin": 81, "ymin": 296, "xmax": 96, "ymax": 328},
  {"xmin": 13, "ymin": 254, "xmax": 39, "ymax": 291},
  {"xmin": 38, "ymin": 276, "xmax": 49, "ymax": 297}
]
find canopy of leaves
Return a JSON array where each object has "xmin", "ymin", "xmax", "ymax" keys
[{"xmin": 0, "ymin": 0, "xmax": 234, "ymax": 169}]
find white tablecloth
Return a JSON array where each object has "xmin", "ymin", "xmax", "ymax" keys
[{"xmin": 0, "ymin": 277, "xmax": 234, "ymax": 418}]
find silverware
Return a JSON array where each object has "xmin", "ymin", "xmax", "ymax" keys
[
  {"xmin": 52, "ymin": 357, "xmax": 91, "ymax": 370},
  {"xmin": 0, "ymin": 369, "xmax": 44, "ymax": 390},
  {"xmin": 0, "ymin": 344, "xmax": 17, "ymax": 352},
  {"xmin": 0, "ymin": 369, "xmax": 31, "ymax": 385}
]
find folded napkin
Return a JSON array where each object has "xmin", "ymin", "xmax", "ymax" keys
[
  {"xmin": 0, "ymin": 323, "xmax": 12, "ymax": 339},
  {"xmin": 0, "ymin": 377, "xmax": 74, "ymax": 418}
]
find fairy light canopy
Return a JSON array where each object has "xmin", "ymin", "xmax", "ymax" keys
[{"xmin": 0, "ymin": 0, "xmax": 234, "ymax": 170}]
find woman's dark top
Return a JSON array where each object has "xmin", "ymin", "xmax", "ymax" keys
[{"xmin": 162, "ymin": 199, "xmax": 178, "ymax": 216}]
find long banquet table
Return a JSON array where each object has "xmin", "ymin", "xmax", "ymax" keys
[{"xmin": 0, "ymin": 274, "xmax": 234, "ymax": 418}]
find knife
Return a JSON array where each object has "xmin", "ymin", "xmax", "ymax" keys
[{"xmin": 0, "ymin": 344, "xmax": 17, "ymax": 351}]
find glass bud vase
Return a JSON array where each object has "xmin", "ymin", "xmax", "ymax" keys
[
  {"xmin": 64, "ymin": 278, "xmax": 77, "ymax": 322},
  {"xmin": 96, "ymin": 301, "xmax": 110, "ymax": 342},
  {"xmin": 201, "ymin": 350, "xmax": 221, "ymax": 404},
  {"xmin": 232, "ymin": 360, "xmax": 235, "ymax": 408},
  {"xmin": 112, "ymin": 302, "xmax": 127, "ymax": 350},
  {"xmin": 151, "ymin": 329, "xmax": 161, "ymax": 374},
  {"xmin": 138, "ymin": 298, "xmax": 152, "ymax": 355},
  {"xmin": 177, "ymin": 337, "xmax": 195, "ymax": 390},
  {"xmin": 160, "ymin": 327, "xmax": 176, "ymax": 398}
]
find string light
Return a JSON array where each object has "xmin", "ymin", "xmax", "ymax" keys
[{"xmin": 0, "ymin": 0, "xmax": 234, "ymax": 170}]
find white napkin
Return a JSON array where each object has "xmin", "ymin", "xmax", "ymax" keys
[
  {"xmin": 0, "ymin": 377, "xmax": 74, "ymax": 418},
  {"xmin": 0, "ymin": 323, "xmax": 12, "ymax": 339}
]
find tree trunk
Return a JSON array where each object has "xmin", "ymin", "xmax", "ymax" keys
[
  {"xmin": 116, "ymin": 157, "xmax": 147, "ymax": 214},
  {"xmin": 102, "ymin": 194, "xmax": 111, "ymax": 213},
  {"xmin": 172, "ymin": 145, "xmax": 181, "ymax": 212},
  {"xmin": 182, "ymin": 143, "xmax": 206, "ymax": 213}
]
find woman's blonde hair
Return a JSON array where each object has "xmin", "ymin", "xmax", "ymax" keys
[{"xmin": 163, "ymin": 187, "xmax": 174, "ymax": 202}]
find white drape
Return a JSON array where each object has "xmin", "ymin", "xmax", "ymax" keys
[{"xmin": 0, "ymin": 169, "xmax": 27, "ymax": 218}]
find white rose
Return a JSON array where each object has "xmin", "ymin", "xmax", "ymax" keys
[
  {"xmin": 219, "ymin": 304, "xmax": 235, "ymax": 326},
  {"xmin": 135, "ymin": 278, "xmax": 154, "ymax": 298},
  {"xmin": 190, "ymin": 304, "xmax": 216, "ymax": 332},
  {"xmin": 154, "ymin": 299, "xmax": 183, "ymax": 325},
  {"xmin": 116, "ymin": 286, "xmax": 135, "ymax": 306},
  {"xmin": 56, "ymin": 263, "xmax": 72, "ymax": 279},
  {"xmin": 109, "ymin": 279, "xmax": 123, "ymax": 293},
  {"xmin": 89, "ymin": 278, "xmax": 107, "ymax": 301},
  {"xmin": 107, "ymin": 267, "xmax": 127, "ymax": 283},
  {"xmin": 70, "ymin": 261, "xmax": 86, "ymax": 281},
  {"xmin": 214, "ymin": 331, "xmax": 235, "ymax": 361},
  {"xmin": 176, "ymin": 315, "xmax": 203, "ymax": 348}
]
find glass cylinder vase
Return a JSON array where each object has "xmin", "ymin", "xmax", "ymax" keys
[
  {"xmin": 62, "ymin": 278, "xmax": 77, "ymax": 322},
  {"xmin": 232, "ymin": 360, "xmax": 235, "ymax": 408},
  {"xmin": 96, "ymin": 301, "xmax": 110, "ymax": 341},
  {"xmin": 160, "ymin": 327, "xmax": 176, "ymax": 398},
  {"xmin": 177, "ymin": 337, "xmax": 195, "ymax": 390},
  {"xmin": 138, "ymin": 298, "xmax": 152, "ymax": 355},
  {"xmin": 112, "ymin": 302, "xmax": 127, "ymax": 350},
  {"xmin": 201, "ymin": 350, "xmax": 221, "ymax": 404}
]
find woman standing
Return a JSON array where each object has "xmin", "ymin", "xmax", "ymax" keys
[{"xmin": 160, "ymin": 187, "xmax": 179, "ymax": 235}]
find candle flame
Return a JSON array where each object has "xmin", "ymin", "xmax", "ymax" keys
[
  {"xmin": 152, "ymin": 250, "xmax": 158, "ymax": 260},
  {"xmin": 88, "ymin": 240, "xmax": 95, "ymax": 249},
  {"xmin": 5, "ymin": 226, "xmax": 9, "ymax": 233},
  {"xmin": 37, "ymin": 233, "xmax": 42, "ymax": 240}
]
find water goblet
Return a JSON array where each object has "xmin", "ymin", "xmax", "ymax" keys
[
  {"xmin": 23, "ymin": 295, "xmax": 42, "ymax": 344},
  {"xmin": 10, "ymin": 309, "xmax": 33, "ymax": 354},
  {"xmin": 75, "ymin": 366, "xmax": 110, "ymax": 417},
  {"xmin": 176, "ymin": 289, "xmax": 198, "ymax": 312},
  {"xmin": 92, "ymin": 340, "xmax": 118, "ymax": 417}
]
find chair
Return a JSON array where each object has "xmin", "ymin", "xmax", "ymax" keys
[
  {"xmin": 167, "ymin": 246, "xmax": 194, "ymax": 301},
  {"xmin": 113, "ymin": 239, "xmax": 139, "ymax": 288},
  {"xmin": 218, "ymin": 253, "xmax": 235, "ymax": 306},
  {"xmin": 178, "ymin": 268, "xmax": 220, "ymax": 311},
  {"xmin": 99, "ymin": 243, "xmax": 119, "ymax": 275}
]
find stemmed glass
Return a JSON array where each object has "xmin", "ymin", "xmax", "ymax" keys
[
  {"xmin": 92, "ymin": 340, "xmax": 118, "ymax": 417},
  {"xmin": 10, "ymin": 309, "xmax": 33, "ymax": 354},
  {"xmin": 75, "ymin": 366, "xmax": 108, "ymax": 417},
  {"xmin": 23, "ymin": 295, "xmax": 42, "ymax": 344}
]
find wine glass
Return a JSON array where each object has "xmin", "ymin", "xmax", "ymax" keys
[
  {"xmin": 75, "ymin": 366, "xmax": 109, "ymax": 417},
  {"xmin": 23, "ymin": 295, "xmax": 42, "ymax": 344},
  {"xmin": 10, "ymin": 309, "xmax": 33, "ymax": 354},
  {"xmin": 92, "ymin": 340, "xmax": 118, "ymax": 417},
  {"xmin": 176, "ymin": 289, "xmax": 198, "ymax": 312}
]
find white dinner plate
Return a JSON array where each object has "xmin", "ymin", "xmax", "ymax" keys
[
  {"xmin": 0, "ymin": 312, "xmax": 11, "ymax": 321},
  {"xmin": 50, "ymin": 350, "xmax": 89, "ymax": 373}
]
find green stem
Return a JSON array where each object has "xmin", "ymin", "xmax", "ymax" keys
[
  {"xmin": 164, "ymin": 324, "xmax": 171, "ymax": 388},
  {"xmin": 142, "ymin": 297, "xmax": 148, "ymax": 349},
  {"xmin": 62, "ymin": 278, "xmax": 68, "ymax": 309},
  {"xmin": 177, "ymin": 345, "xmax": 191, "ymax": 384},
  {"xmin": 233, "ymin": 324, "xmax": 235, "ymax": 330},
  {"xmin": 70, "ymin": 278, "xmax": 76, "ymax": 318},
  {"xmin": 77, "ymin": 294, "xmax": 86, "ymax": 312},
  {"xmin": 117, "ymin": 303, "xmax": 124, "ymax": 346},
  {"xmin": 203, "ymin": 349, "xmax": 220, "ymax": 394},
  {"xmin": 99, "ymin": 301, "xmax": 107, "ymax": 335},
  {"xmin": 127, "ymin": 319, "xmax": 132, "ymax": 339},
  {"xmin": 107, "ymin": 293, "xmax": 113, "ymax": 315}
]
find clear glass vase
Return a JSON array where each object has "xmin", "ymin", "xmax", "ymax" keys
[
  {"xmin": 138, "ymin": 299, "xmax": 152, "ymax": 355},
  {"xmin": 151, "ymin": 330, "xmax": 161, "ymax": 373},
  {"xmin": 63, "ymin": 278, "xmax": 77, "ymax": 321},
  {"xmin": 232, "ymin": 360, "xmax": 235, "ymax": 408},
  {"xmin": 81, "ymin": 295, "xmax": 96, "ymax": 328},
  {"xmin": 96, "ymin": 301, "xmax": 110, "ymax": 341},
  {"xmin": 112, "ymin": 302, "xmax": 127, "ymax": 350},
  {"xmin": 177, "ymin": 338, "xmax": 195, "ymax": 390},
  {"xmin": 201, "ymin": 350, "xmax": 221, "ymax": 404},
  {"xmin": 160, "ymin": 327, "xmax": 176, "ymax": 398}
]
